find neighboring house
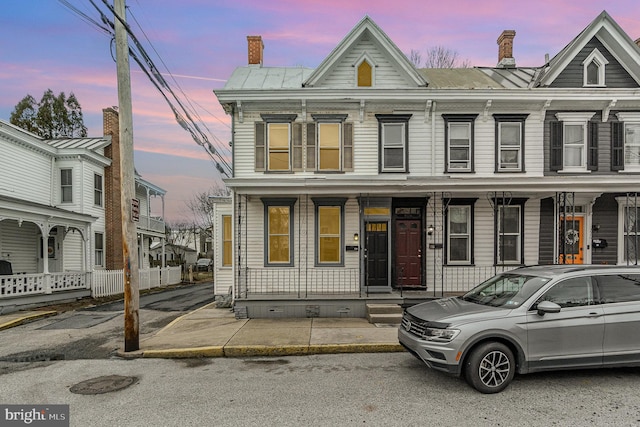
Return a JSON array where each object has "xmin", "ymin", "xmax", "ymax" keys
[
  {"xmin": 214, "ymin": 11, "xmax": 640, "ymax": 318},
  {"xmin": 0, "ymin": 108, "xmax": 167, "ymax": 308},
  {"xmin": 210, "ymin": 196, "xmax": 233, "ymax": 295},
  {"xmin": 149, "ymin": 241, "xmax": 197, "ymax": 266}
]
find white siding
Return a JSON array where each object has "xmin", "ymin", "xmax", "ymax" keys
[
  {"xmin": 63, "ymin": 231, "xmax": 83, "ymax": 271},
  {"xmin": 0, "ymin": 220, "xmax": 39, "ymax": 274},
  {"xmin": 0, "ymin": 138, "xmax": 53, "ymax": 204}
]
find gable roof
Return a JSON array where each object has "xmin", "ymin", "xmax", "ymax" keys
[
  {"xmin": 537, "ymin": 10, "xmax": 640, "ymax": 86},
  {"xmin": 303, "ymin": 15, "xmax": 427, "ymax": 88}
]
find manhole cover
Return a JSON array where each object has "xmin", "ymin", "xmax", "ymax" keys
[{"xmin": 70, "ymin": 375, "xmax": 137, "ymax": 395}]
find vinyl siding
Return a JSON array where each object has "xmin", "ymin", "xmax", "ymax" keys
[
  {"xmin": 63, "ymin": 231, "xmax": 83, "ymax": 271},
  {"xmin": 0, "ymin": 138, "xmax": 53, "ymax": 204},
  {"xmin": 0, "ymin": 220, "xmax": 39, "ymax": 273},
  {"xmin": 591, "ymin": 193, "xmax": 619, "ymax": 264}
]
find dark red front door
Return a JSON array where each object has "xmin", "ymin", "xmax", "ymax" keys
[{"xmin": 395, "ymin": 219, "xmax": 422, "ymax": 287}]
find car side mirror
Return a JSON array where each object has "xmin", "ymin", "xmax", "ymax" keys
[{"xmin": 536, "ymin": 301, "xmax": 561, "ymax": 316}]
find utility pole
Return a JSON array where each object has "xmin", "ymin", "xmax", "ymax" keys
[{"xmin": 114, "ymin": 0, "xmax": 140, "ymax": 352}]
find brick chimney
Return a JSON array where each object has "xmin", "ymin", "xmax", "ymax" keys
[
  {"xmin": 247, "ymin": 35, "xmax": 264, "ymax": 66},
  {"xmin": 497, "ymin": 30, "xmax": 516, "ymax": 68},
  {"xmin": 102, "ymin": 107, "xmax": 124, "ymax": 270}
]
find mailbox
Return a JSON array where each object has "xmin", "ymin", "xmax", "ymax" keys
[{"xmin": 592, "ymin": 239, "xmax": 608, "ymax": 249}]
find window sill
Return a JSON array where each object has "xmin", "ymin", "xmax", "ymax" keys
[{"xmin": 556, "ymin": 169, "xmax": 590, "ymax": 174}]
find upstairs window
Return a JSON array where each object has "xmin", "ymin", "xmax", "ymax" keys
[
  {"xmin": 443, "ymin": 114, "xmax": 478, "ymax": 173},
  {"xmin": 307, "ymin": 114, "xmax": 352, "ymax": 172},
  {"xmin": 254, "ymin": 114, "xmax": 299, "ymax": 172},
  {"xmin": 551, "ymin": 112, "xmax": 597, "ymax": 172},
  {"xmin": 582, "ymin": 49, "xmax": 608, "ymax": 87},
  {"xmin": 494, "ymin": 114, "xmax": 528, "ymax": 172},
  {"xmin": 376, "ymin": 114, "xmax": 411, "ymax": 173},
  {"xmin": 61, "ymin": 169, "xmax": 73, "ymax": 203},
  {"xmin": 612, "ymin": 113, "xmax": 640, "ymax": 172},
  {"xmin": 94, "ymin": 174, "xmax": 103, "ymax": 207}
]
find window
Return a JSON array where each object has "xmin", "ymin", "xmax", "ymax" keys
[
  {"xmin": 313, "ymin": 198, "xmax": 346, "ymax": 266},
  {"xmin": 596, "ymin": 274, "xmax": 640, "ymax": 303},
  {"xmin": 582, "ymin": 49, "xmax": 608, "ymax": 87},
  {"xmin": 445, "ymin": 199, "xmax": 476, "ymax": 265},
  {"xmin": 95, "ymin": 232, "xmax": 104, "ymax": 267},
  {"xmin": 443, "ymin": 115, "xmax": 477, "ymax": 172},
  {"xmin": 550, "ymin": 113, "xmax": 597, "ymax": 172},
  {"xmin": 94, "ymin": 174, "xmax": 103, "ymax": 207},
  {"xmin": 60, "ymin": 169, "xmax": 72, "ymax": 203},
  {"xmin": 376, "ymin": 114, "xmax": 411, "ymax": 172},
  {"xmin": 537, "ymin": 277, "xmax": 594, "ymax": 308},
  {"xmin": 494, "ymin": 114, "xmax": 527, "ymax": 172},
  {"xmin": 222, "ymin": 215, "xmax": 232, "ymax": 267},
  {"xmin": 612, "ymin": 113, "xmax": 640, "ymax": 171},
  {"xmin": 357, "ymin": 60, "xmax": 372, "ymax": 87},
  {"xmin": 309, "ymin": 114, "xmax": 351, "ymax": 172},
  {"xmin": 495, "ymin": 200, "xmax": 526, "ymax": 265},
  {"xmin": 617, "ymin": 200, "xmax": 640, "ymax": 265},
  {"xmin": 254, "ymin": 114, "xmax": 299, "ymax": 172},
  {"xmin": 262, "ymin": 198, "xmax": 295, "ymax": 266}
]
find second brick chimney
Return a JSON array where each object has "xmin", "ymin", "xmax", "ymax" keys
[
  {"xmin": 497, "ymin": 30, "xmax": 516, "ymax": 68},
  {"xmin": 247, "ymin": 35, "xmax": 264, "ymax": 66}
]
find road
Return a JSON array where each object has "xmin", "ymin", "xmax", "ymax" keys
[
  {"xmin": 0, "ymin": 282, "xmax": 216, "ymax": 363},
  {"xmin": 1, "ymin": 353, "xmax": 639, "ymax": 426}
]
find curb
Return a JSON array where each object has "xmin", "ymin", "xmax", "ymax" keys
[
  {"xmin": 118, "ymin": 343, "xmax": 405, "ymax": 359},
  {"xmin": 0, "ymin": 311, "xmax": 58, "ymax": 331}
]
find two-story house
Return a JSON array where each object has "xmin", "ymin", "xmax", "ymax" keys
[
  {"xmin": 0, "ymin": 108, "xmax": 167, "ymax": 309},
  {"xmin": 214, "ymin": 11, "xmax": 640, "ymax": 318}
]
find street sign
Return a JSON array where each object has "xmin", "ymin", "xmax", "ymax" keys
[{"xmin": 131, "ymin": 198, "xmax": 140, "ymax": 222}]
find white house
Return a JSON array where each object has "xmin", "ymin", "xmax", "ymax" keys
[
  {"xmin": 214, "ymin": 11, "xmax": 640, "ymax": 318},
  {"xmin": 0, "ymin": 108, "xmax": 167, "ymax": 310}
]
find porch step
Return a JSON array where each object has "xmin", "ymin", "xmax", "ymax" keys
[{"xmin": 366, "ymin": 304, "xmax": 403, "ymax": 324}]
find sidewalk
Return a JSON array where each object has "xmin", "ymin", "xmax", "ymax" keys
[{"xmin": 0, "ymin": 303, "xmax": 405, "ymax": 358}]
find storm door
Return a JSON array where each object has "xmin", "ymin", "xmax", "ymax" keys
[{"xmin": 365, "ymin": 222, "xmax": 388, "ymax": 287}]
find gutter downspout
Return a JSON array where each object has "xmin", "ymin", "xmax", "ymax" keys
[{"xmin": 431, "ymin": 101, "xmax": 437, "ymax": 175}]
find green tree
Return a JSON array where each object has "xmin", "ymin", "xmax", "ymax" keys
[{"xmin": 10, "ymin": 89, "xmax": 88, "ymax": 138}]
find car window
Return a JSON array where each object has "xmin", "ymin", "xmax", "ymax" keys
[
  {"xmin": 596, "ymin": 274, "xmax": 640, "ymax": 303},
  {"xmin": 461, "ymin": 273, "xmax": 550, "ymax": 308},
  {"xmin": 535, "ymin": 277, "xmax": 594, "ymax": 308}
]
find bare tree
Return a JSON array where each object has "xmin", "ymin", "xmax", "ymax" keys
[
  {"xmin": 408, "ymin": 46, "xmax": 471, "ymax": 68},
  {"xmin": 165, "ymin": 220, "xmax": 197, "ymax": 265},
  {"xmin": 185, "ymin": 185, "xmax": 230, "ymax": 257}
]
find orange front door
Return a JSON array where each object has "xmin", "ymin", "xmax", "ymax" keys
[{"xmin": 559, "ymin": 216, "xmax": 584, "ymax": 264}]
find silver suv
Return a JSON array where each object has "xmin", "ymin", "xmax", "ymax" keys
[{"xmin": 398, "ymin": 265, "xmax": 640, "ymax": 393}]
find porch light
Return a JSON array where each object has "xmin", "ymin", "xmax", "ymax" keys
[
  {"xmin": 353, "ymin": 233, "xmax": 359, "ymax": 242},
  {"xmin": 428, "ymin": 225, "xmax": 434, "ymax": 235}
]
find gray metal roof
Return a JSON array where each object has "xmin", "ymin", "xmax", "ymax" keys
[
  {"xmin": 475, "ymin": 67, "xmax": 540, "ymax": 89},
  {"xmin": 419, "ymin": 68, "xmax": 505, "ymax": 89},
  {"xmin": 46, "ymin": 137, "xmax": 111, "ymax": 150},
  {"xmin": 222, "ymin": 66, "xmax": 314, "ymax": 90}
]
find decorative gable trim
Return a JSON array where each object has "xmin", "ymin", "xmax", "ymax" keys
[
  {"xmin": 538, "ymin": 11, "xmax": 640, "ymax": 87},
  {"xmin": 303, "ymin": 16, "xmax": 427, "ymax": 88},
  {"xmin": 582, "ymin": 48, "xmax": 609, "ymax": 87},
  {"xmin": 353, "ymin": 52, "xmax": 377, "ymax": 87}
]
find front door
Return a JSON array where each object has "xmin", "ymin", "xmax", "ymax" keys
[
  {"xmin": 394, "ymin": 219, "xmax": 422, "ymax": 288},
  {"xmin": 559, "ymin": 215, "xmax": 584, "ymax": 264},
  {"xmin": 365, "ymin": 222, "xmax": 388, "ymax": 287}
]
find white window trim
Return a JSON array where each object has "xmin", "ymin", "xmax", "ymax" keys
[
  {"xmin": 447, "ymin": 205, "xmax": 471, "ymax": 265},
  {"xmin": 582, "ymin": 48, "xmax": 608, "ymax": 87},
  {"xmin": 497, "ymin": 122, "xmax": 522, "ymax": 171},
  {"xmin": 353, "ymin": 52, "xmax": 377, "ymax": 88},
  {"xmin": 447, "ymin": 122, "xmax": 472, "ymax": 172},
  {"xmin": 616, "ymin": 113, "xmax": 640, "ymax": 172},
  {"xmin": 267, "ymin": 122, "xmax": 291, "ymax": 172},
  {"xmin": 616, "ymin": 197, "xmax": 640, "ymax": 265},
  {"xmin": 381, "ymin": 122, "xmax": 406, "ymax": 172},
  {"xmin": 555, "ymin": 112, "xmax": 595, "ymax": 173}
]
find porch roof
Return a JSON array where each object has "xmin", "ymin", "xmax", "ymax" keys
[{"xmin": 0, "ymin": 194, "xmax": 98, "ymax": 226}]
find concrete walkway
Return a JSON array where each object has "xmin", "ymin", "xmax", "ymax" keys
[{"xmin": 0, "ymin": 303, "xmax": 405, "ymax": 358}]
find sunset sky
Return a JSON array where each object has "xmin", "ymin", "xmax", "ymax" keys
[{"xmin": 2, "ymin": 1, "xmax": 639, "ymax": 221}]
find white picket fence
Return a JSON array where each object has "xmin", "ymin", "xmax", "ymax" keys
[{"xmin": 92, "ymin": 266, "xmax": 182, "ymax": 298}]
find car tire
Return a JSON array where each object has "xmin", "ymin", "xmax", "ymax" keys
[{"xmin": 464, "ymin": 342, "xmax": 515, "ymax": 394}]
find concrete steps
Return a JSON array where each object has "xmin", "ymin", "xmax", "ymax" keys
[{"xmin": 366, "ymin": 303, "xmax": 403, "ymax": 324}]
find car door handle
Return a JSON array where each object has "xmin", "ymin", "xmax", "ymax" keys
[{"xmin": 587, "ymin": 312, "xmax": 602, "ymax": 318}]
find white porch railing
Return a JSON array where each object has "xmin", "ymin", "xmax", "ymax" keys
[
  {"xmin": 92, "ymin": 266, "xmax": 182, "ymax": 298},
  {"xmin": 137, "ymin": 215, "xmax": 165, "ymax": 234},
  {"xmin": 1, "ymin": 272, "xmax": 88, "ymax": 298}
]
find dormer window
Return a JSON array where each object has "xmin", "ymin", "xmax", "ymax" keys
[{"xmin": 582, "ymin": 48, "xmax": 608, "ymax": 87}]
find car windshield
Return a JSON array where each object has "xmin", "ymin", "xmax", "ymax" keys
[{"xmin": 460, "ymin": 273, "xmax": 551, "ymax": 308}]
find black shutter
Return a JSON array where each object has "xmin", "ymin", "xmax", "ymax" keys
[
  {"xmin": 343, "ymin": 122, "xmax": 353, "ymax": 171},
  {"xmin": 587, "ymin": 121, "xmax": 598, "ymax": 171},
  {"xmin": 306, "ymin": 122, "xmax": 316, "ymax": 170},
  {"xmin": 255, "ymin": 122, "xmax": 265, "ymax": 171},
  {"xmin": 550, "ymin": 121, "xmax": 563, "ymax": 171},
  {"xmin": 611, "ymin": 122, "xmax": 625, "ymax": 171}
]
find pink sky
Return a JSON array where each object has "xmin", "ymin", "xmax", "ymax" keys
[{"xmin": 2, "ymin": 1, "xmax": 639, "ymax": 221}]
